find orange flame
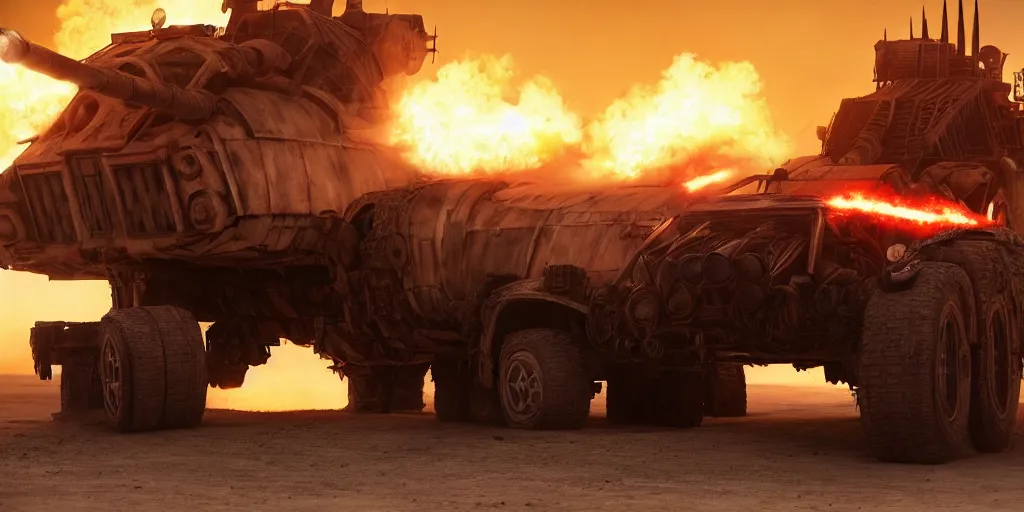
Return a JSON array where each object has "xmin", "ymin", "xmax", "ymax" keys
[
  {"xmin": 683, "ymin": 169, "xmax": 734, "ymax": 192},
  {"xmin": 825, "ymin": 191, "xmax": 989, "ymax": 231},
  {"xmin": 388, "ymin": 55, "xmax": 583, "ymax": 176},
  {"xmin": 390, "ymin": 54, "xmax": 790, "ymax": 185},
  {"xmin": 0, "ymin": 1, "xmax": 229, "ymax": 171},
  {"xmin": 582, "ymin": 54, "xmax": 790, "ymax": 180}
]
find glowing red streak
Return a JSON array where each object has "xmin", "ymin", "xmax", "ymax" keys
[{"xmin": 826, "ymin": 192, "xmax": 987, "ymax": 228}]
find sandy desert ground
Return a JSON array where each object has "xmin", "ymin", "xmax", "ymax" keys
[{"xmin": 2, "ymin": 376, "xmax": 1024, "ymax": 512}]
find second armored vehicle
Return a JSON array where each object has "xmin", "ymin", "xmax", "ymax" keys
[{"xmin": 310, "ymin": 0, "xmax": 1024, "ymax": 464}]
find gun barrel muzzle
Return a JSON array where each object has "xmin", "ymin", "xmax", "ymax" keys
[
  {"xmin": 0, "ymin": 29, "xmax": 30, "ymax": 64},
  {"xmin": 0, "ymin": 27, "xmax": 217, "ymax": 120}
]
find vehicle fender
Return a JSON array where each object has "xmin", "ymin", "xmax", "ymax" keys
[{"xmin": 475, "ymin": 279, "xmax": 588, "ymax": 388}]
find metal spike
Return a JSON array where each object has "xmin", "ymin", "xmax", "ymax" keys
[
  {"xmin": 941, "ymin": 0, "xmax": 949, "ymax": 43},
  {"xmin": 922, "ymin": 6, "xmax": 929, "ymax": 39},
  {"xmin": 430, "ymin": 24, "xmax": 438, "ymax": 64},
  {"xmin": 957, "ymin": 0, "xmax": 966, "ymax": 55},
  {"xmin": 884, "ymin": 28, "xmax": 888, "ymax": 41},
  {"xmin": 910, "ymin": 16, "xmax": 915, "ymax": 39},
  {"xmin": 972, "ymin": 0, "xmax": 980, "ymax": 57}
]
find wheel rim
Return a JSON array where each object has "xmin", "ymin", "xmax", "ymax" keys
[
  {"xmin": 501, "ymin": 351, "xmax": 543, "ymax": 424},
  {"xmin": 100, "ymin": 334, "xmax": 124, "ymax": 419},
  {"xmin": 990, "ymin": 308, "xmax": 1012, "ymax": 413},
  {"xmin": 936, "ymin": 304, "xmax": 966, "ymax": 421}
]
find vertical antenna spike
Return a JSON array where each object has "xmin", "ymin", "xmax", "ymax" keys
[
  {"xmin": 957, "ymin": 0, "xmax": 966, "ymax": 55},
  {"xmin": 922, "ymin": 6, "xmax": 930, "ymax": 39},
  {"xmin": 941, "ymin": 0, "xmax": 949, "ymax": 43},
  {"xmin": 884, "ymin": 28, "xmax": 888, "ymax": 41},
  {"xmin": 910, "ymin": 16, "xmax": 915, "ymax": 39},
  {"xmin": 972, "ymin": 0, "xmax": 980, "ymax": 57}
]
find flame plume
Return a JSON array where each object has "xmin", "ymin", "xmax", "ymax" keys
[
  {"xmin": 826, "ymin": 191, "xmax": 990, "ymax": 233},
  {"xmin": 388, "ymin": 54, "xmax": 583, "ymax": 176},
  {"xmin": 582, "ymin": 54, "xmax": 790, "ymax": 181},
  {"xmin": 390, "ymin": 53, "xmax": 791, "ymax": 186}
]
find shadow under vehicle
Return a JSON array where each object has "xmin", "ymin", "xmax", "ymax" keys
[
  {"xmin": 314, "ymin": 1, "xmax": 1024, "ymax": 464},
  {"xmin": 1, "ymin": 0, "xmax": 438, "ymax": 431}
]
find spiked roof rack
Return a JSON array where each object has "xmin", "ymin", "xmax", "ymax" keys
[
  {"xmin": 873, "ymin": 0, "xmax": 996, "ymax": 85},
  {"xmin": 900, "ymin": 0, "xmax": 977, "ymax": 53}
]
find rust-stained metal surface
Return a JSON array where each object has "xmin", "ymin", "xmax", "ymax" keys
[
  {"xmin": 0, "ymin": 1, "xmax": 433, "ymax": 278},
  {"xmin": 311, "ymin": 180, "xmax": 683, "ymax": 366}
]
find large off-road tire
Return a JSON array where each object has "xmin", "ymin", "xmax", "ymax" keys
[
  {"xmin": 970, "ymin": 299, "xmax": 1021, "ymax": 452},
  {"xmin": 345, "ymin": 364, "xmax": 429, "ymax": 413},
  {"xmin": 99, "ymin": 306, "xmax": 207, "ymax": 433},
  {"xmin": 858, "ymin": 263, "xmax": 973, "ymax": 464},
  {"xmin": 605, "ymin": 366, "xmax": 651, "ymax": 425},
  {"xmin": 935, "ymin": 240, "xmax": 1023, "ymax": 453},
  {"xmin": 498, "ymin": 328, "xmax": 591, "ymax": 430},
  {"xmin": 59, "ymin": 352, "xmax": 102, "ymax": 416},
  {"xmin": 704, "ymin": 363, "xmax": 747, "ymax": 418},
  {"xmin": 650, "ymin": 369, "xmax": 704, "ymax": 428}
]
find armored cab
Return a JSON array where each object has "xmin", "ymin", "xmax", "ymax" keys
[
  {"xmin": 2, "ymin": 1, "xmax": 438, "ymax": 431},
  {"xmin": 787, "ymin": 0, "xmax": 1024, "ymax": 227}
]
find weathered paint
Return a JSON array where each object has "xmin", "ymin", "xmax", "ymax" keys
[{"xmin": 0, "ymin": 4, "xmax": 432, "ymax": 276}]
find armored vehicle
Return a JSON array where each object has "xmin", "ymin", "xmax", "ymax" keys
[
  {"xmin": 314, "ymin": 0, "xmax": 1024, "ymax": 463},
  {"xmin": 0, "ymin": 0, "xmax": 438, "ymax": 429},
  {"xmin": 6, "ymin": 0, "xmax": 1023, "ymax": 465}
]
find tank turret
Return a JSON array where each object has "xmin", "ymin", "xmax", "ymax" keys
[{"xmin": 0, "ymin": 2, "xmax": 436, "ymax": 278}]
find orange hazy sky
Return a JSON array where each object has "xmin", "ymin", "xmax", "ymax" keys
[{"xmin": 0, "ymin": 0, "xmax": 1017, "ymax": 393}]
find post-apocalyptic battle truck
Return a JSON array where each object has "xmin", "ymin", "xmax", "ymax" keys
[
  {"xmin": 3, "ymin": 0, "xmax": 1024, "ymax": 465},
  {"xmin": 306, "ymin": 0, "xmax": 1024, "ymax": 464}
]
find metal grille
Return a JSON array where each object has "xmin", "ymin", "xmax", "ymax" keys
[
  {"xmin": 21, "ymin": 172, "xmax": 76, "ymax": 243},
  {"xmin": 69, "ymin": 156, "xmax": 113, "ymax": 236},
  {"xmin": 112, "ymin": 163, "xmax": 176, "ymax": 236}
]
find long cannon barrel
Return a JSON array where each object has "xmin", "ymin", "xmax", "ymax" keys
[{"xmin": 0, "ymin": 28, "xmax": 217, "ymax": 120}]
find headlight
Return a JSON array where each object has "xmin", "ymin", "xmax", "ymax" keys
[
  {"xmin": 886, "ymin": 243, "xmax": 907, "ymax": 262},
  {"xmin": 173, "ymin": 150, "xmax": 205, "ymax": 181},
  {"xmin": 665, "ymin": 285, "xmax": 694, "ymax": 319},
  {"xmin": 626, "ymin": 287, "xmax": 661, "ymax": 329},
  {"xmin": 733, "ymin": 253, "xmax": 765, "ymax": 283},
  {"xmin": 701, "ymin": 252, "xmax": 732, "ymax": 285},
  {"xmin": 187, "ymin": 191, "xmax": 228, "ymax": 232}
]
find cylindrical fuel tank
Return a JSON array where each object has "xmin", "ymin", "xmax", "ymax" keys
[{"xmin": 359, "ymin": 180, "xmax": 685, "ymax": 320}]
